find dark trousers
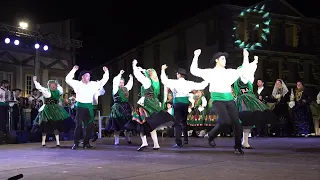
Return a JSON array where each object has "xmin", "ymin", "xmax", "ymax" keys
[
  {"xmin": 174, "ymin": 103, "xmax": 189, "ymax": 145},
  {"xmin": 208, "ymin": 101, "xmax": 242, "ymax": 149},
  {"xmin": 74, "ymin": 107, "xmax": 93, "ymax": 145},
  {"xmin": 0, "ymin": 105, "xmax": 8, "ymax": 133}
]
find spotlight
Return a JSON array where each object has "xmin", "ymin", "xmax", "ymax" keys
[
  {"xmin": 43, "ymin": 45, "xmax": 48, "ymax": 51},
  {"xmin": 14, "ymin": 40, "xmax": 19, "ymax": 45},
  {"xmin": 34, "ymin": 43, "xmax": 40, "ymax": 49},
  {"xmin": 4, "ymin": 38, "xmax": 10, "ymax": 44}
]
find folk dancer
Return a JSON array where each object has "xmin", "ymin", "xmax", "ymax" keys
[
  {"xmin": 106, "ymin": 70, "xmax": 133, "ymax": 145},
  {"xmin": 0, "ymin": 80, "xmax": 10, "ymax": 133},
  {"xmin": 33, "ymin": 76, "xmax": 70, "ymax": 147},
  {"xmin": 161, "ymin": 65, "xmax": 208, "ymax": 147},
  {"xmin": 190, "ymin": 49, "xmax": 256, "ymax": 154},
  {"xmin": 65, "ymin": 65, "xmax": 109, "ymax": 150},
  {"xmin": 232, "ymin": 56, "xmax": 276, "ymax": 149},
  {"xmin": 125, "ymin": 60, "xmax": 175, "ymax": 151}
]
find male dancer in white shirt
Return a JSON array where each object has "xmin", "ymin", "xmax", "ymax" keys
[
  {"xmin": 65, "ymin": 65, "xmax": 109, "ymax": 150},
  {"xmin": 161, "ymin": 65, "xmax": 208, "ymax": 147},
  {"xmin": 190, "ymin": 49, "xmax": 255, "ymax": 154}
]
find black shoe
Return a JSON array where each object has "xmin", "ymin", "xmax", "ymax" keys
[
  {"xmin": 56, "ymin": 145, "xmax": 60, "ymax": 147},
  {"xmin": 208, "ymin": 137, "xmax": 216, "ymax": 148},
  {"xmin": 92, "ymin": 135, "xmax": 98, "ymax": 142},
  {"xmin": 127, "ymin": 141, "xmax": 132, "ymax": 144},
  {"xmin": 83, "ymin": 144, "xmax": 95, "ymax": 149},
  {"xmin": 153, "ymin": 147, "xmax": 159, "ymax": 150},
  {"xmin": 172, "ymin": 144, "xmax": 182, "ymax": 148},
  {"xmin": 243, "ymin": 146, "xmax": 254, "ymax": 149},
  {"xmin": 183, "ymin": 140, "xmax": 188, "ymax": 144},
  {"xmin": 71, "ymin": 144, "xmax": 78, "ymax": 150},
  {"xmin": 137, "ymin": 146, "xmax": 147, "ymax": 151},
  {"xmin": 42, "ymin": 145, "xmax": 46, "ymax": 147},
  {"xmin": 234, "ymin": 148, "xmax": 244, "ymax": 155}
]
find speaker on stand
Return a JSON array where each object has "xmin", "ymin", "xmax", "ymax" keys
[{"xmin": 6, "ymin": 101, "xmax": 17, "ymax": 144}]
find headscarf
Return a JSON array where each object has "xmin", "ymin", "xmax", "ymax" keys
[
  {"xmin": 143, "ymin": 68, "xmax": 160, "ymax": 97},
  {"xmin": 272, "ymin": 79, "xmax": 288, "ymax": 98},
  {"xmin": 47, "ymin": 80, "xmax": 60, "ymax": 100}
]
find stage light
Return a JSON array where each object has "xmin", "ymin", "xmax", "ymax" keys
[
  {"xmin": 14, "ymin": 40, "xmax": 19, "ymax": 45},
  {"xmin": 5, "ymin": 38, "xmax": 10, "ymax": 44},
  {"xmin": 19, "ymin": 22, "xmax": 28, "ymax": 29},
  {"xmin": 43, "ymin": 45, "xmax": 48, "ymax": 51},
  {"xmin": 34, "ymin": 43, "xmax": 40, "ymax": 49}
]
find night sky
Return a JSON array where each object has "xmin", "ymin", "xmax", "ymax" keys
[{"xmin": 0, "ymin": 0, "xmax": 319, "ymax": 70}]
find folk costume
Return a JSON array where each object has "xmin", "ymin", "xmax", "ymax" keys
[
  {"xmin": 190, "ymin": 49, "xmax": 256, "ymax": 154},
  {"xmin": 33, "ymin": 80, "xmax": 70, "ymax": 147},
  {"xmin": 161, "ymin": 67, "xmax": 208, "ymax": 147},
  {"xmin": 270, "ymin": 79, "xmax": 290, "ymax": 136},
  {"xmin": 106, "ymin": 71, "xmax": 133, "ymax": 145},
  {"xmin": 233, "ymin": 62, "xmax": 276, "ymax": 149},
  {"xmin": 125, "ymin": 60, "xmax": 174, "ymax": 151},
  {"xmin": 0, "ymin": 80, "xmax": 10, "ymax": 133},
  {"xmin": 28, "ymin": 89, "xmax": 43, "ymax": 125},
  {"xmin": 65, "ymin": 67, "xmax": 109, "ymax": 150},
  {"xmin": 310, "ymin": 92, "xmax": 320, "ymax": 135},
  {"xmin": 91, "ymin": 86, "xmax": 105, "ymax": 142}
]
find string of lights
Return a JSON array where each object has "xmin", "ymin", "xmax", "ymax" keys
[{"xmin": 232, "ymin": 4, "xmax": 271, "ymax": 50}]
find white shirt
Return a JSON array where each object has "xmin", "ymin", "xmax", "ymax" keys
[
  {"xmin": 190, "ymin": 56, "xmax": 257, "ymax": 93},
  {"xmin": 257, "ymin": 86, "xmax": 264, "ymax": 95},
  {"xmin": 93, "ymin": 88, "xmax": 105, "ymax": 105},
  {"xmin": 112, "ymin": 72, "xmax": 133, "ymax": 95},
  {"xmin": 160, "ymin": 69, "xmax": 208, "ymax": 98},
  {"xmin": 65, "ymin": 69, "xmax": 109, "ymax": 103}
]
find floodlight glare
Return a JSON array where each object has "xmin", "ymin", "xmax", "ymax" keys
[
  {"xmin": 4, "ymin": 38, "xmax": 10, "ymax": 44},
  {"xmin": 14, "ymin": 40, "xmax": 19, "ymax": 45},
  {"xmin": 43, "ymin": 45, "xmax": 48, "ymax": 51},
  {"xmin": 34, "ymin": 43, "xmax": 40, "ymax": 49},
  {"xmin": 19, "ymin": 22, "xmax": 28, "ymax": 29}
]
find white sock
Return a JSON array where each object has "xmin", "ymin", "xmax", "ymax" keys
[
  {"xmin": 140, "ymin": 133, "xmax": 148, "ymax": 147},
  {"xmin": 55, "ymin": 134, "xmax": 60, "ymax": 146},
  {"xmin": 125, "ymin": 131, "xmax": 131, "ymax": 142},
  {"xmin": 150, "ymin": 130, "xmax": 160, "ymax": 148},
  {"xmin": 114, "ymin": 131, "xmax": 120, "ymax": 145},
  {"xmin": 242, "ymin": 128, "xmax": 251, "ymax": 147},
  {"xmin": 42, "ymin": 134, "xmax": 46, "ymax": 146}
]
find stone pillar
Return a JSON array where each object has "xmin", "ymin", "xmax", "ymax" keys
[
  {"xmin": 256, "ymin": 57, "xmax": 264, "ymax": 80},
  {"xmin": 42, "ymin": 69, "xmax": 49, "ymax": 86},
  {"xmin": 278, "ymin": 59, "xmax": 283, "ymax": 79},
  {"xmin": 17, "ymin": 65, "xmax": 23, "ymax": 89},
  {"xmin": 287, "ymin": 61, "xmax": 296, "ymax": 83}
]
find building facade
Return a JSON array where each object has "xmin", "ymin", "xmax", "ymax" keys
[
  {"xmin": 0, "ymin": 20, "xmax": 82, "ymax": 96},
  {"xmin": 92, "ymin": 0, "xmax": 320, "ymax": 115}
]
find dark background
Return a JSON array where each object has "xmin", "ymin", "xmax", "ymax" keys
[{"xmin": 0, "ymin": 0, "xmax": 319, "ymax": 69}]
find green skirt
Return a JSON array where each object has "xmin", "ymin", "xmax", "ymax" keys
[
  {"xmin": 236, "ymin": 93, "xmax": 269, "ymax": 112},
  {"xmin": 41, "ymin": 104, "xmax": 70, "ymax": 122}
]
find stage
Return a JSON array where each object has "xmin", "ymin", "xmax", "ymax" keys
[{"xmin": 0, "ymin": 137, "xmax": 319, "ymax": 180}]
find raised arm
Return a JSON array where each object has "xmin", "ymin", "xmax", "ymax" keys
[
  {"xmin": 125, "ymin": 74, "xmax": 133, "ymax": 91},
  {"xmin": 33, "ymin": 76, "xmax": 51, "ymax": 98},
  {"xmin": 132, "ymin": 59, "xmax": 151, "ymax": 88},
  {"xmin": 160, "ymin": 64, "xmax": 177, "ymax": 89},
  {"xmin": 96, "ymin": 66, "xmax": 109, "ymax": 89},
  {"xmin": 65, "ymin": 65, "xmax": 80, "ymax": 90},
  {"xmin": 56, "ymin": 81, "xmax": 63, "ymax": 95},
  {"xmin": 190, "ymin": 49, "xmax": 205, "ymax": 78},
  {"xmin": 112, "ymin": 70, "xmax": 123, "ymax": 95}
]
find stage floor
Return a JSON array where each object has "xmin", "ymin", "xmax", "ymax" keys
[{"xmin": 0, "ymin": 137, "xmax": 320, "ymax": 180}]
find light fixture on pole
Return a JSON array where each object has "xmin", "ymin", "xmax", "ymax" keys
[
  {"xmin": 4, "ymin": 38, "xmax": 10, "ymax": 44},
  {"xmin": 14, "ymin": 40, "xmax": 19, "ymax": 45},
  {"xmin": 19, "ymin": 22, "xmax": 28, "ymax": 29},
  {"xmin": 43, "ymin": 45, "xmax": 48, "ymax": 51},
  {"xmin": 34, "ymin": 43, "xmax": 40, "ymax": 49}
]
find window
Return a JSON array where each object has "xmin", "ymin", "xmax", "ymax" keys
[
  {"xmin": 235, "ymin": 21, "xmax": 245, "ymax": 41},
  {"xmin": 285, "ymin": 24, "xmax": 298, "ymax": 47},
  {"xmin": 270, "ymin": 26, "xmax": 279, "ymax": 45},
  {"xmin": 25, "ymin": 74, "xmax": 33, "ymax": 96},
  {"xmin": 0, "ymin": 71, "xmax": 13, "ymax": 89},
  {"xmin": 206, "ymin": 19, "xmax": 217, "ymax": 46}
]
